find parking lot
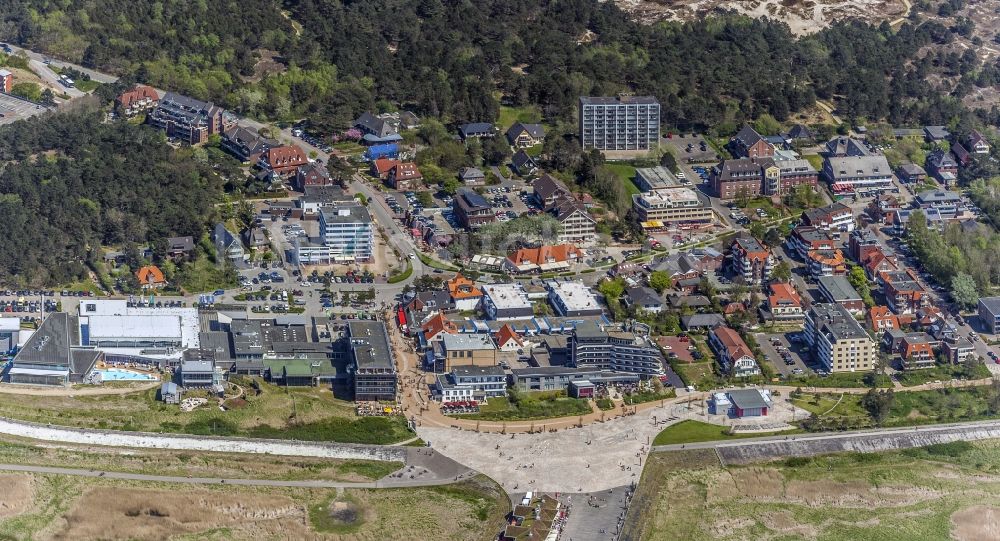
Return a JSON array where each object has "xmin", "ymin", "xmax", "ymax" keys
[
  {"xmin": 755, "ymin": 332, "xmax": 816, "ymax": 377},
  {"xmin": 0, "ymin": 93, "xmax": 49, "ymax": 125},
  {"xmin": 665, "ymin": 133, "xmax": 721, "ymax": 164}
]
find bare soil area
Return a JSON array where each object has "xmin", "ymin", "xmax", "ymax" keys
[
  {"xmin": 0, "ymin": 474, "xmax": 32, "ymax": 519},
  {"xmin": 43, "ymin": 486, "xmax": 310, "ymax": 541},
  {"xmin": 615, "ymin": 0, "xmax": 907, "ymax": 34},
  {"xmin": 952, "ymin": 505, "xmax": 1000, "ymax": 541}
]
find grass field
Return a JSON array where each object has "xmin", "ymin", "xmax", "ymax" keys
[
  {"xmin": 0, "ymin": 472, "xmax": 508, "ymax": 540},
  {"xmin": 0, "ymin": 379, "xmax": 414, "ymax": 444},
  {"xmin": 627, "ymin": 439, "xmax": 1000, "ymax": 541},
  {"xmin": 652, "ymin": 420, "xmax": 796, "ymax": 446},
  {"xmin": 458, "ymin": 391, "xmax": 593, "ymax": 421},
  {"xmin": 786, "ymin": 370, "xmax": 892, "ymax": 389},
  {"xmin": 498, "ymin": 105, "xmax": 542, "ymax": 127},
  {"xmin": 803, "ymin": 153, "xmax": 824, "ymax": 171},
  {"xmin": 895, "ymin": 362, "xmax": 991, "ymax": 387},
  {"xmin": 673, "ymin": 361, "xmax": 718, "ymax": 390},
  {"xmin": 0, "ymin": 436, "xmax": 400, "ymax": 482},
  {"xmin": 604, "ymin": 163, "xmax": 641, "ymax": 196}
]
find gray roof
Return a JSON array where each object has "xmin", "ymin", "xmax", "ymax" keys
[
  {"xmin": 512, "ymin": 150, "xmax": 536, "ymax": 171},
  {"xmin": 825, "ymin": 137, "xmax": 871, "ymax": 157},
  {"xmin": 458, "ymin": 123, "xmax": 494, "ymax": 138},
  {"xmin": 320, "ymin": 204, "xmax": 371, "ymax": 224},
  {"xmin": 979, "ymin": 297, "xmax": 1000, "ymax": 314},
  {"xmin": 732, "ymin": 124, "xmax": 766, "ymax": 148},
  {"xmin": 825, "ymin": 155, "xmax": 891, "ymax": 180},
  {"xmin": 452, "ymin": 364, "xmax": 505, "ymax": 377},
  {"xmin": 303, "ymin": 185, "xmax": 351, "ymax": 203},
  {"xmin": 899, "ymin": 163, "xmax": 926, "ymax": 176},
  {"xmin": 455, "ymin": 189, "xmax": 490, "ymax": 211},
  {"xmin": 506, "ymin": 122, "xmax": 545, "ymax": 140},
  {"xmin": 681, "ymin": 313, "xmax": 725, "ymax": 329},
  {"xmin": 810, "ymin": 303, "xmax": 869, "ymax": 341},
  {"xmin": 161, "ymin": 381, "xmax": 179, "ymax": 394},
  {"xmin": 167, "ymin": 236, "xmax": 195, "ymax": 252},
  {"xmin": 443, "ymin": 333, "xmax": 495, "ymax": 351},
  {"xmin": 626, "ymin": 287, "xmax": 662, "ymax": 307},
  {"xmin": 924, "ymin": 126, "xmax": 951, "ymax": 140},
  {"xmin": 347, "ymin": 320, "xmax": 394, "ymax": 370},
  {"xmin": 459, "ymin": 167, "xmax": 485, "ymax": 180},
  {"xmin": 181, "ymin": 360, "xmax": 214, "ymax": 373},
  {"xmin": 817, "ymin": 275, "xmax": 861, "ymax": 302},
  {"xmin": 580, "ymin": 96, "xmax": 659, "ymax": 106},
  {"xmin": 14, "ymin": 312, "xmax": 79, "ymax": 365},
  {"xmin": 354, "ymin": 112, "xmax": 399, "ymax": 138},
  {"xmin": 574, "ymin": 320, "xmax": 608, "ymax": 340},
  {"xmin": 728, "ymin": 389, "xmax": 769, "ymax": 410},
  {"xmin": 916, "ymin": 190, "xmax": 961, "ymax": 205}
]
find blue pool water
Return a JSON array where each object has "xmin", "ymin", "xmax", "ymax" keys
[{"xmin": 96, "ymin": 368, "xmax": 158, "ymax": 381}]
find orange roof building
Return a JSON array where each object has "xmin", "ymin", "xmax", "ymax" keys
[
  {"xmin": 767, "ymin": 283, "xmax": 802, "ymax": 318},
  {"xmin": 136, "ymin": 265, "xmax": 166, "ymax": 288},
  {"xmin": 371, "ymin": 157, "xmax": 400, "ymax": 179},
  {"xmin": 447, "ymin": 273, "xmax": 483, "ymax": 310},
  {"xmin": 495, "ymin": 324, "xmax": 525, "ymax": 352},
  {"xmin": 116, "ymin": 85, "xmax": 160, "ymax": 116},
  {"xmin": 505, "ymin": 244, "xmax": 584, "ymax": 273},
  {"xmin": 421, "ymin": 312, "xmax": 458, "ymax": 342},
  {"xmin": 867, "ymin": 306, "xmax": 900, "ymax": 332},
  {"xmin": 259, "ymin": 144, "xmax": 308, "ymax": 176}
]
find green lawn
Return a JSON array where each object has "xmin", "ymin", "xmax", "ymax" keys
[
  {"xmin": 458, "ymin": 391, "xmax": 592, "ymax": 421},
  {"xmin": 73, "ymin": 79, "xmax": 100, "ymax": 93},
  {"xmin": 604, "ymin": 163, "xmax": 641, "ymax": 196},
  {"xmin": 653, "ymin": 420, "xmax": 795, "ymax": 446},
  {"xmin": 0, "ymin": 379, "xmax": 414, "ymax": 445},
  {"xmin": 416, "ymin": 252, "xmax": 459, "ymax": 271},
  {"xmin": 895, "ymin": 363, "xmax": 991, "ymax": 387},
  {"xmin": 498, "ymin": 105, "xmax": 542, "ymax": 127},
  {"xmin": 786, "ymin": 370, "xmax": 891, "ymax": 389},
  {"xmin": 387, "ymin": 261, "xmax": 413, "ymax": 284},
  {"xmin": 672, "ymin": 361, "xmax": 719, "ymax": 391},
  {"xmin": 803, "ymin": 153, "xmax": 824, "ymax": 171},
  {"xmin": 623, "ymin": 388, "xmax": 676, "ymax": 405}
]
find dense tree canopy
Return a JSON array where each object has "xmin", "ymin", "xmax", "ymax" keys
[
  {"xmin": 0, "ymin": 1, "xmax": 986, "ymax": 131},
  {"xmin": 0, "ymin": 109, "xmax": 223, "ymax": 285}
]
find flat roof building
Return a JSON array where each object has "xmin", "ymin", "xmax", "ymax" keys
[
  {"xmin": 634, "ymin": 166, "xmax": 681, "ymax": 192},
  {"xmin": 482, "ymin": 283, "xmax": 534, "ymax": 321},
  {"xmin": 805, "ymin": 303, "xmax": 876, "ymax": 373},
  {"xmin": 817, "ymin": 275, "xmax": 864, "ymax": 314},
  {"xmin": 547, "ymin": 281, "xmax": 603, "ymax": 317},
  {"xmin": 579, "ymin": 96, "xmax": 660, "ymax": 156},
  {"xmin": 347, "ymin": 321, "xmax": 397, "ymax": 401}
]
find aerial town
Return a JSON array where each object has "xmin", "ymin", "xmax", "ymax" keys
[{"xmin": 0, "ymin": 1, "xmax": 998, "ymax": 540}]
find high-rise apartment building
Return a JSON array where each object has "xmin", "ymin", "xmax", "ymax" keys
[{"xmin": 579, "ymin": 96, "xmax": 660, "ymax": 156}]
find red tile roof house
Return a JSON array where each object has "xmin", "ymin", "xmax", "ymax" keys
[
  {"xmin": 388, "ymin": 162, "xmax": 423, "ymax": 191},
  {"xmin": 766, "ymin": 282, "xmax": 803, "ymax": 320},
  {"xmin": 135, "ymin": 265, "xmax": 166, "ymax": 289},
  {"xmin": 258, "ymin": 145, "xmax": 308, "ymax": 177},
  {"xmin": 901, "ymin": 336, "xmax": 936, "ymax": 370},
  {"xmin": 708, "ymin": 326, "xmax": 761, "ymax": 377},
  {"xmin": 371, "ymin": 157, "xmax": 400, "ymax": 180},
  {"xmin": 115, "ymin": 85, "xmax": 160, "ymax": 117},
  {"xmin": 867, "ymin": 306, "xmax": 900, "ymax": 332}
]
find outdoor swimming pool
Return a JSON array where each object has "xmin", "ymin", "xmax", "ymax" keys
[{"xmin": 94, "ymin": 368, "xmax": 159, "ymax": 381}]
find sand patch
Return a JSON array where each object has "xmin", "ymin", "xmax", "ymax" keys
[
  {"xmin": 761, "ymin": 510, "xmax": 818, "ymax": 539},
  {"xmin": 952, "ymin": 505, "xmax": 1000, "ymax": 541},
  {"xmin": 0, "ymin": 474, "xmax": 33, "ymax": 519},
  {"xmin": 784, "ymin": 479, "xmax": 939, "ymax": 508},
  {"xmin": 43, "ymin": 487, "xmax": 315, "ymax": 541}
]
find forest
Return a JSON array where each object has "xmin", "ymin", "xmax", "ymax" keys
[
  {"xmin": 0, "ymin": 109, "xmax": 223, "ymax": 285},
  {"xmin": 0, "ymin": 1, "xmax": 989, "ymax": 132}
]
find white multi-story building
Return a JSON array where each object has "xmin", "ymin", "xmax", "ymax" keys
[
  {"xmin": 631, "ymin": 188, "xmax": 712, "ymax": 225},
  {"xmin": 481, "ymin": 284, "xmax": 534, "ymax": 320},
  {"xmin": 434, "ymin": 365, "xmax": 507, "ymax": 402},
  {"xmin": 295, "ymin": 205, "xmax": 374, "ymax": 264},
  {"xmin": 547, "ymin": 281, "xmax": 603, "ymax": 317},
  {"xmin": 579, "ymin": 96, "xmax": 660, "ymax": 155}
]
